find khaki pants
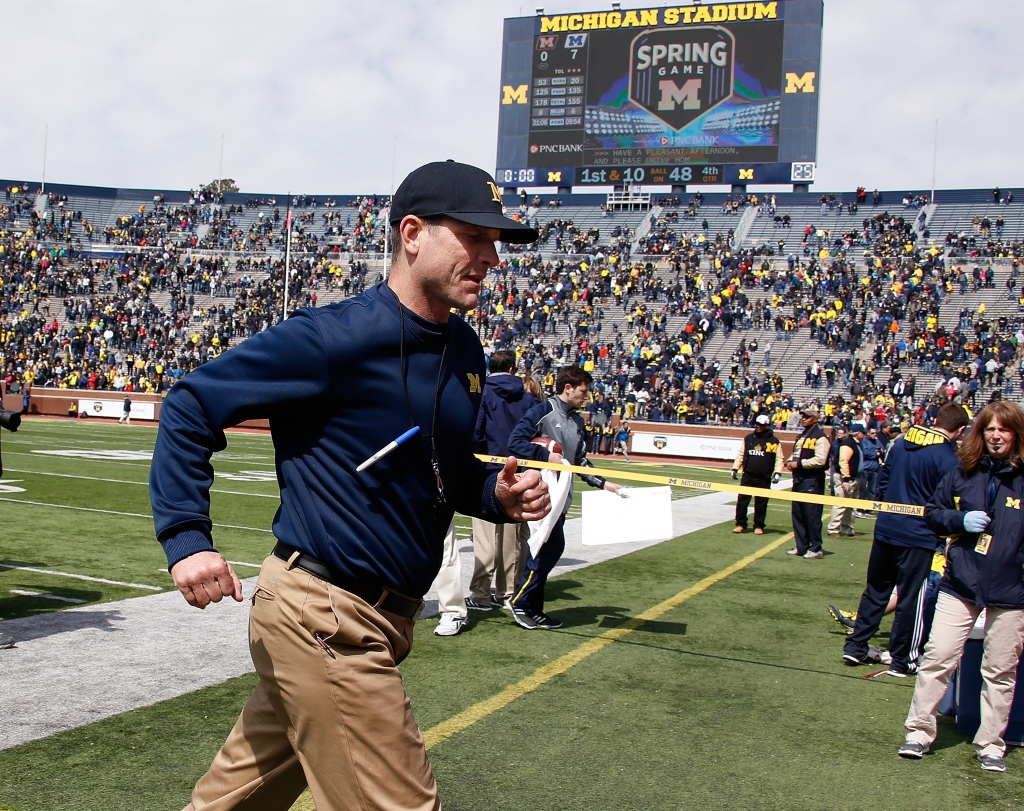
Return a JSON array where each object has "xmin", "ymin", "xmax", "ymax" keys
[
  {"xmin": 904, "ymin": 591, "xmax": 1024, "ymax": 758},
  {"xmin": 186, "ymin": 553, "xmax": 438, "ymax": 811},
  {"xmin": 469, "ymin": 519, "xmax": 526, "ymax": 604},
  {"xmin": 432, "ymin": 519, "xmax": 466, "ymax": 620},
  {"xmin": 827, "ymin": 474, "xmax": 859, "ymax": 534}
]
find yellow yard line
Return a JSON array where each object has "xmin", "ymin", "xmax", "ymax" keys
[
  {"xmin": 289, "ymin": 531, "xmax": 793, "ymax": 811},
  {"xmin": 421, "ymin": 531, "xmax": 793, "ymax": 749}
]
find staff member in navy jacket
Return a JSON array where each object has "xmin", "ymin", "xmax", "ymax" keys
[
  {"xmin": 467, "ymin": 350, "xmax": 539, "ymax": 613},
  {"xmin": 899, "ymin": 401, "xmax": 1024, "ymax": 773},
  {"xmin": 842, "ymin": 403, "xmax": 968, "ymax": 674},
  {"xmin": 150, "ymin": 161, "xmax": 550, "ymax": 811}
]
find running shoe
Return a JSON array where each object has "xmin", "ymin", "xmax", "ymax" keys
[{"xmin": 827, "ymin": 605, "xmax": 857, "ymax": 632}]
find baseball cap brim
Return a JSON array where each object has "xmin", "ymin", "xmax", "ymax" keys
[{"xmin": 444, "ymin": 211, "xmax": 539, "ymax": 244}]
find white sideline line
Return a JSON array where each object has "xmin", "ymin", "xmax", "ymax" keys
[
  {"xmin": 0, "ymin": 497, "xmax": 153, "ymax": 519},
  {"xmin": 227, "ymin": 560, "xmax": 263, "ymax": 568},
  {"xmin": 0, "ymin": 497, "xmax": 275, "ymax": 533},
  {"xmin": 8, "ymin": 589, "xmax": 86, "ymax": 604},
  {"xmin": 4, "ymin": 468, "xmax": 280, "ymax": 499},
  {"xmin": 0, "ymin": 563, "xmax": 162, "ymax": 591}
]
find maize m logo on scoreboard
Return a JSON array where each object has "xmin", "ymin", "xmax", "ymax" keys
[{"xmin": 630, "ymin": 27, "xmax": 735, "ymax": 130}]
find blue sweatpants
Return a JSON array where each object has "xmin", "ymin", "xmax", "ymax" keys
[{"xmin": 511, "ymin": 514, "xmax": 566, "ymax": 614}]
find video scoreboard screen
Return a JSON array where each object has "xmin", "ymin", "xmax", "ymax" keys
[{"xmin": 495, "ymin": 1, "xmax": 822, "ymax": 188}]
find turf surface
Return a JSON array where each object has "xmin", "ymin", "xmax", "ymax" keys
[{"xmin": 1, "ymin": 420, "xmax": 1021, "ymax": 810}]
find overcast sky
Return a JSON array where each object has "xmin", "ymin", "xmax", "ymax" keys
[{"xmin": 0, "ymin": 1, "xmax": 1020, "ymax": 195}]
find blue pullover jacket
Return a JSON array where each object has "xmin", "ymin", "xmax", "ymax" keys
[
  {"xmin": 874, "ymin": 425, "xmax": 960, "ymax": 550},
  {"xmin": 473, "ymin": 373, "xmax": 538, "ymax": 457},
  {"xmin": 150, "ymin": 283, "xmax": 507, "ymax": 598}
]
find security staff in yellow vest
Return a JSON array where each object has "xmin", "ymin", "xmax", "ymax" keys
[
  {"xmin": 731, "ymin": 414, "xmax": 784, "ymax": 534},
  {"xmin": 785, "ymin": 405, "xmax": 831, "ymax": 558},
  {"xmin": 601, "ymin": 421, "xmax": 616, "ymax": 455}
]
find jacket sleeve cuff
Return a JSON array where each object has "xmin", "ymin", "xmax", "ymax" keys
[
  {"xmin": 482, "ymin": 471, "xmax": 516, "ymax": 523},
  {"xmin": 161, "ymin": 528, "xmax": 216, "ymax": 570}
]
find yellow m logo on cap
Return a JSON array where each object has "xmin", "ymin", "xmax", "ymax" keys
[
  {"xmin": 467, "ymin": 373, "xmax": 482, "ymax": 393},
  {"xmin": 1006, "ymin": 497, "xmax": 1021, "ymax": 510},
  {"xmin": 486, "ymin": 182, "xmax": 502, "ymax": 203}
]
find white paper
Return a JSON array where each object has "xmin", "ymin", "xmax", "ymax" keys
[
  {"xmin": 581, "ymin": 486, "xmax": 674, "ymax": 546},
  {"xmin": 527, "ymin": 468, "xmax": 573, "ymax": 558}
]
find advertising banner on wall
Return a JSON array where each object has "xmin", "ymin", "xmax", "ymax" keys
[
  {"xmin": 631, "ymin": 431, "xmax": 740, "ymax": 460},
  {"xmin": 78, "ymin": 399, "xmax": 156, "ymax": 421}
]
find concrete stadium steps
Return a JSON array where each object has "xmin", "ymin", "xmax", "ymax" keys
[
  {"xmin": 641, "ymin": 204, "xmax": 748, "ymax": 250},
  {"xmin": 929, "ymin": 200, "xmax": 1024, "ymax": 243},
  {"xmin": 31, "ymin": 187, "xmax": 388, "ymax": 253},
  {"xmin": 526, "ymin": 205, "xmax": 645, "ymax": 257},
  {"xmin": 743, "ymin": 203, "xmax": 869, "ymax": 249}
]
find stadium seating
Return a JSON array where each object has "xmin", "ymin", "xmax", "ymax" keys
[{"xmin": 2, "ymin": 178, "xmax": 1021, "ymax": 431}]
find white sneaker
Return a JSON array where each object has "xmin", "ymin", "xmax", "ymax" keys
[{"xmin": 433, "ymin": 614, "xmax": 467, "ymax": 637}]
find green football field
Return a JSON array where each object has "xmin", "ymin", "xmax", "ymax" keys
[{"xmin": 0, "ymin": 419, "xmax": 1021, "ymax": 811}]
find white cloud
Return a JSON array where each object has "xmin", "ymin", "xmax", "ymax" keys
[{"xmin": 0, "ymin": 0, "xmax": 1020, "ymax": 193}]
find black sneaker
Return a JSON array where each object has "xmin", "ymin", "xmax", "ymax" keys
[
  {"xmin": 533, "ymin": 612, "xmax": 563, "ymax": 629},
  {"xmin": 843, "ymin": 651, "xmax": 880, "ymax": 666},
  {"xmin": 511, "ymin": 607, "xmax": 540, "ymax": 630},
  {"xmin": 465, "ymin": 598, "xmax": 492, "ymax": 612}
]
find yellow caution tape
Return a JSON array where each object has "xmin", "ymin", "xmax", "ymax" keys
[{"xmin": 474, "ymin": 454, "xmax": 925, "ymax": 517}]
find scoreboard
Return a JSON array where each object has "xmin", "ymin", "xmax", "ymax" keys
[{"xmin": 495, "ymin": 1, "xmax": 822, "ymax": 189}]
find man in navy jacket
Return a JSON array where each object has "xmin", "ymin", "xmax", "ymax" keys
[
  {"xmin": 150, "ymin": 162, "xmax": 549, "ymax": 811},
  {"xmin": 842, "ymin": 403, "xmax": 969, "ymax": 675},
  {"xmin": 467, "ymin": 350, "xmax": 539, "ymax": 612}
]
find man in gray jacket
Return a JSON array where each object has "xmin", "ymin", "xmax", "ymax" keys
[{"xmin": 508, "ymin": 366, "xmax": 623, "ymax": 629}]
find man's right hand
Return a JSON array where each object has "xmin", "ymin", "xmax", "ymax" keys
[
  {"xmin": 548, "ymin": 451, "xmax": 565, "ymax": 465},
  {"xmin": 171, "ymin": 551, "xmax": 244, "ymax": 609}
]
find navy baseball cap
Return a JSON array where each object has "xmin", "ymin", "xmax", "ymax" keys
[{"xmin": 390, "ymin": 160, "xmax": 538, "ymax": 244}]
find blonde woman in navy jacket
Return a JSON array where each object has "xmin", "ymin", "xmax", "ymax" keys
[{"xmin": 899, "ymin": 401, "xmax": 1024, "ymax": 773}]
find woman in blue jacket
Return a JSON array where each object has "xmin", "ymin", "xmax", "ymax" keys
[{"xmin": 899, "ymin": 401, "xmax": 1024, "ymax": 772}]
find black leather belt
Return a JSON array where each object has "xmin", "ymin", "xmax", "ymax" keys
[{"xmin": 272, "ymin": 542, "xmax": 422, "ymax": 619}]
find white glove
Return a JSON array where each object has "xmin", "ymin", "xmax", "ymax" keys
[{"xmin": 963, "ymin": 511, "xmax": 990, "ymax": 533}]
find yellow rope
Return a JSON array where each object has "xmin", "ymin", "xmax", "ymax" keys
[{"xmin": 475, "ymin": 454, "xmax": 924, "ymax": 517}]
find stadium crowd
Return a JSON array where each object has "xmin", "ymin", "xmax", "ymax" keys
[{"xmin": 2, "ymin": 184, "xmax": 1023, "ymax": 454}]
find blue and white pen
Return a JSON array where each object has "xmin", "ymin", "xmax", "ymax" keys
[{"xmin": 356, "ymin": 426, "xmax": 420, "ymax": 472}]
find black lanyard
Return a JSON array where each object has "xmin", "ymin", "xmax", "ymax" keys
[{"xmin": 398, "ymin": 304, "xmax": 448, "ymax": 507}]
